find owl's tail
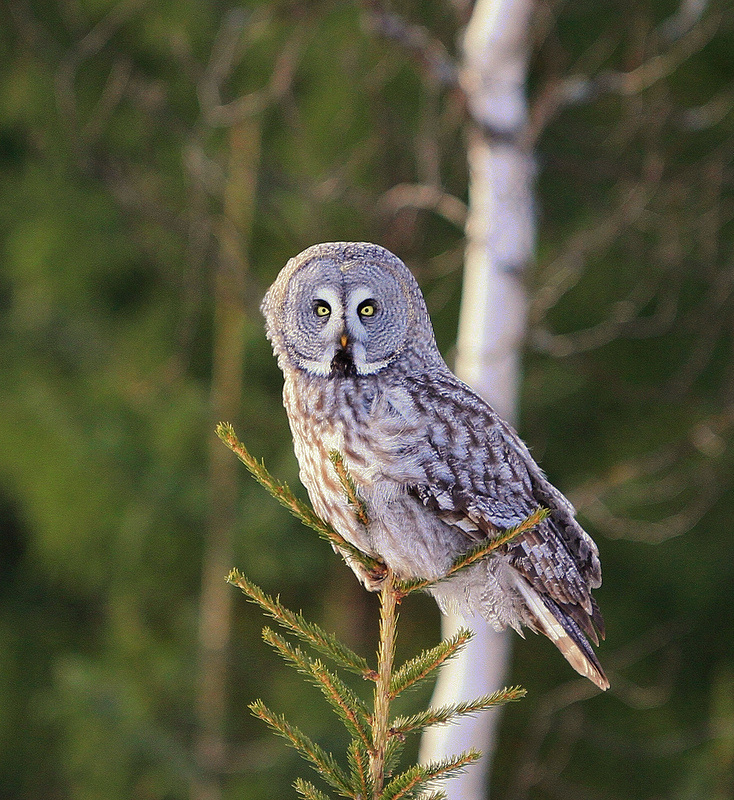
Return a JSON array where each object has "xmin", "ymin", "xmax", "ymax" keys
[{"xmin": 512, "ymin": 575, "xmax": 610, "ymax": 691}]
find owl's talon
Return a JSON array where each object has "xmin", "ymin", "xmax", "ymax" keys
[
  {"xmin": 360, "ymin": 562, "xmax": 388, "ymax": 592},
  {"xmin": 364, "ymin": 575, "xmax": 386, "ymax": 592}
]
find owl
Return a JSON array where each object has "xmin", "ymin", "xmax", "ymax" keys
[{"xmin": 262, "ymin": 242, "xmax": 608, "ymax": 690}]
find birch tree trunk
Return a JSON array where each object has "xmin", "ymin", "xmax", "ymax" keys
[{"xmin": 418, "ymin": 1, "xmax": 535, "ymax": 796}]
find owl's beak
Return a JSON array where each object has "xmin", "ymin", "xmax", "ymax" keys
[{"xmin": 330, "ymin": 332, "xmax": 357, "ymax": 378}]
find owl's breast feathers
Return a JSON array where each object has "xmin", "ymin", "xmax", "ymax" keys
[{"xmin": 282, "ymin": 361, "xmax": 608, "ymax": 689}]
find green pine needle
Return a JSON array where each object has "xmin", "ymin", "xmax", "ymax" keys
[
  {"xmin": 420, "ymin": 750, "xmax": 483, "ymax": 782},
  {"xmin": 249, "ymin": 700, "xmax": 353, "ymax": 797},
  {"xmin": 383, "ymin": 735, "xmax": 407, "ymax": 786},
  {"xmin": 395, "ymin": 507, "xmax": 550, "ymax": 595},
  {"xmin": 390, "ymin": 686, "xmax": 526, "ymax": 736},
  {"xmin": 347, "ymin": 740, "xmax": 373, "ymax": 800},
  {"xmin": 378, "ymin": 764, "xmax": 428, "ymax": 800},
  {"xmin": 389, "ymin": 629, "xmax": 473, "ymax": 698},
  {"xmin": 380, "ymin": 750, "xmax": 481, "ymax": 800},
  {"xmin": 294, "ymin": 778, "xmax": 333, "ymax": 800},
  {"xmin": 227, "ymin": 570, "xmax": 375, "ymax": 679},
  {"xmin": 263, "ymin": 628, "xmax": 372, "ymax": 750},
  {"xmin": 329, "ymin": 450, "xmax": 370, "ymax": 527},
  {"xmin": 217, "ymin": 422, "xmax": 383, "ymax": 574}
]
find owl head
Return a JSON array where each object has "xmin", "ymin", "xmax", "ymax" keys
[{"xmin": 262, "ymin": 242, "xmax": 440, "ymax": 377}]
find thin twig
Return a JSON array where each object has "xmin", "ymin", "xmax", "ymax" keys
[
  {"xmin": 329, "ymin": 450, "xmax": 370, "ymax": 527},
  {"xmin": 389, "ymin": 629, "xmax": 473, "ymax": 698},
  {"xmin": 217, "ymin": 423, "xmax": 384, "ymax": 574},
  {"xmin": 396, "ymin": 507, "xmax": 549, "ymax": 596},
  {"xmin": 390, "ymin": 687, "xmax": 526, "ymax": 735},
  {"xmin": 227, "ymin": 570, "xmax": 375, "ymax": 679},
  {"xmin": 360, "ymin": 1, "xmax": 459, "ymax": 87},
  {"xmin": 249, "ymin": 700, "xmax": 352, "ymax": 796}
]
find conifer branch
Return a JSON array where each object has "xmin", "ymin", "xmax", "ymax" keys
[
  {"xmin": 395, "ymin": 507, "xmax": 550, "ymax": 595},
  {"xmin": 383, "ymin": 735, "xmax": 407, "ymax": 785},
  {"xmin": 294, "ymin": 778, "xmax": 333, "ymax": 800},
  {"xmin": 263, "ymin": 628, "xmax": 373, "ymax": 751},
  {"xmin": 347, "ymin": 741, "xmax": 373, "ymax": 800},
  {"xmin": 420, "ymin": 750, "xmax": 483, "ymax": 781},
  {"xmin": 217, "ymin": 422, "xmax": 384, "ymax": 574},
  {"xmin": 389, "ymin": 629, "xmax": 472, "ymax": 698},
  {"xmin": 379, "ymin": 765, "xmax": 428, "ymax": 800},
  {"xmin": 329, "ymin": 450, "xmax": 370, "ymax": 527},
  {"xmin": 379, "ymin": 750, "xmax": 480, "ymax": 800},
  {"xmin": 249, "ymin": 700, "xmax": 353, "ymax": 797},
  {"xmin": 389, "ymin": 686, "xmax": 526, "ymax": 736},
  {"xmin": 227, "ymin": 569, "xmax": 375, "ymax": 679},
  {"xmin": 222, "ymin": 427, "xmax": 527, "ymax": 797}
]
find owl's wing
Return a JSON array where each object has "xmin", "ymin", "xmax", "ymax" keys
[{"xmin": 406, "ymin": 372, "xmax": 607, "ymax": 686}]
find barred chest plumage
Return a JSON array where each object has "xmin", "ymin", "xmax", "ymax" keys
[
  {"xmin": 280, "ymin": 365, "xmax": 431, "ymax": 565},
  {"xmin": 282, "ymin": 368, "xmax": 381, "ymax": 559}
]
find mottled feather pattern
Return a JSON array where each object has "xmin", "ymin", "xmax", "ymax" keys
[{"xmin": 263, "ymin": 242, "xmax": 609, "ymax": 689}]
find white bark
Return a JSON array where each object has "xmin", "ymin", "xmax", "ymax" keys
[{"xmin": 419, "ymin": 1, "xmax": 535, "ymax": 796}]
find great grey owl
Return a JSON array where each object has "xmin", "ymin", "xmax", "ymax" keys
[{"xmin": 262, "ymin": 241, "xmax": 608, "ymax": 690}]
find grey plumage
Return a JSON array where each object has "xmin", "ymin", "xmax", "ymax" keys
[{"xmin": 262, "ymin": 241, "xmax": 608, "ymax": 690}]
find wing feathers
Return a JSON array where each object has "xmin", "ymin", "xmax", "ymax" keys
[
  {"xmin": 406, "ymin": 371, "xmax": 607, "ymax": 689},
  {"xmin": 513, "ymin": 574, "xmax": 609, "ymax": 690}
]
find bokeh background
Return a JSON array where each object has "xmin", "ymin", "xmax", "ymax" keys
[{"xmin": 2, "ymin": 1, "xmax": 734, "ymax": 798}]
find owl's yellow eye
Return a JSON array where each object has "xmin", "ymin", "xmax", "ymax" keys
[
  {"xmin": 314, "ymin": 301, "xmax": 331, "ymax": 318},
  {"xmin": 358, "ymin": 300, "xmax": 376, "ymax": 318}
]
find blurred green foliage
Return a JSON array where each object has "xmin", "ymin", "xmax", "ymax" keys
[{"xmin": 1, "ymin": 1, "xmax": 733, "ymax": 799}]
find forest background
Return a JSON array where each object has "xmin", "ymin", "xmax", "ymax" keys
[{"xmin": 2, "ymin": 1, "xmax": 734, "ymax": 799}]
